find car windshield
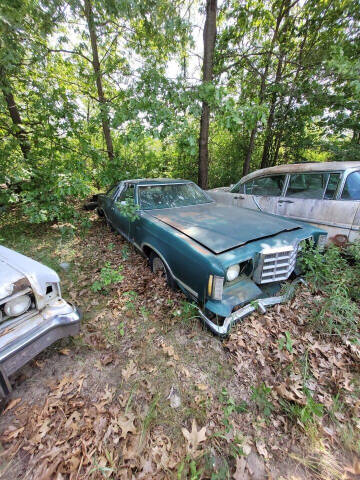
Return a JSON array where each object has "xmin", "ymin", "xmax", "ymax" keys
[{"xmin": 138, "ymin": 183, "xmax": 213, "ymax": 210}]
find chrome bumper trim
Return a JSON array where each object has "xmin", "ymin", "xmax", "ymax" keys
[
  {"xmin": 198, "ymin": 278, "xmax": 305, "ymax": 336},
  {"xmin": 0, "ymin": 300, "xmax": 81, "ymax": 395}
]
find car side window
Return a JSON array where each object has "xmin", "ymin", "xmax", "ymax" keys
[
  {"xmin": 244, "ymin": 175, "xmax": 285, "ymax": 196},
  {"xmin": 230, "ymin": 182, "xmax": 244, "ymax": 193},
  {"xmin": 115, "ymin": 184, "xmax": 135, "ymax": 205},
  {"xmin": 341, "ymin": 171, "xmax": 360, "ymax": 200},
  {"xmin": 286, "ymin": 173, "xmax": 326, "ymax": 199}
]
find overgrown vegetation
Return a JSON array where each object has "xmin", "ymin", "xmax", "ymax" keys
[
  {"xmin": 300, "ymin": 242, "xmax": 360, "ymax": 337},
  {"xmin": 91, "ymin": 262, "xmax": 124, "ymax": 293},
  {"xmin": 0, "ymin": 0, "xmax": 359, "ymax": 222},
  {"xmin": 0, "ymin": 210, "xmax": 359, "ymax": 479}
]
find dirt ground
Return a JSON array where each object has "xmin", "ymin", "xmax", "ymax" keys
[{"xmin": 0, "ymin": 209, "xmax": 359, "ymax": 479}]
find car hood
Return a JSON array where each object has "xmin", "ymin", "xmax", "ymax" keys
[
  {"xmin": 0, "ymin": 245, "xmax": 59, "ymax": 300},
  {"xmin": 148, "ymin": 203, "xmax": 302, "ymax": 254}
]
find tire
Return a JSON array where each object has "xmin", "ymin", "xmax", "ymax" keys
[
  {"xmin": 149, "ymin": 252, "xmax": 177, "ymax": 290},
  {"xmin": 96, "ymin": 207, "xmax": 105, "ymax": 217},
  {"xmin": 84, "ymin": 201, "xmax": 98, "ymax": 211}
]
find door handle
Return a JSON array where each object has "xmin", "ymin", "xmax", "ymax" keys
[
  {"xmin": 234, "ymin": 195, "xmax": 245, "ymax": 200},
  {"xmin": 278, "ymin": 199, "xmax": 294, "ymax": 204}
]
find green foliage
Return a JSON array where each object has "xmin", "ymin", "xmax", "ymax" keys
[
  {"xmin": 218, "ymin": 387, "xmax": 248, "ymax": 434},
  {"xmin": 91, "ymin": 262, "xmax": 124, "ymax": 293},
  {"xmin": 278, "ymin": 331, "xmax": 293, "ymax": 353},
  {"xmin": 123, "ymin": 290, "xmax": 138, "ymax": 311},
  {"xmin": 173, "ymin": 301, "xmax": 198, "ymax": 322},
  {"xmin": 177, "ymin": 456, "xmax": 203, "ymax": 480},
  {"xmin": 280, "ymin": 395, "xmax": 324, "ymax": 430},
  {"xmin": 300, "ymin": 243, "xmax": 360, "ymax": 336},
  {"xmin": 0, "ymin": 0, "xmax": 359, "ymax": 222},
  {"xmin": 250, "ymin": 383, "xmax": 273, "ymax": 418},
  {"xmin": 117, "ymin": 198, "xmax": 140, "ymax": 222}
]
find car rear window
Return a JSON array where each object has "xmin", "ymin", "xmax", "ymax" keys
[{"xmin": 341, "ymin": 171, "xmax": 360, "ymax": 200}]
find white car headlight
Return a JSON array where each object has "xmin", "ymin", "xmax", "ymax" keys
[
  {"xmin": 4, "ymin": 294, "xmax": 31, "ymax": 317},
  {"xmin": 226, "ymin": 264, "xmax": 240, "ymax": 282}
]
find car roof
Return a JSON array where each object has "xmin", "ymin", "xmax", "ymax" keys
[
  {"xmin": 126, "ymin": 178, "xmax": 192, "ymax": 186},
  {"xmin": 241, "ymin": 161, "xmax": 360, "ymax": 183}
]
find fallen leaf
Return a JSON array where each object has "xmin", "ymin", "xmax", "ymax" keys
[
  {"xmin": 196, "ymin": 384, "xmax": 208, "ymax": 391},
  {"xmin": 60, "ymin": 348, "xmax": 71, "ymax": 356},
  {"xmin": 118, "ymin": 413, "xmax": 137, "ymax": 438},
  {"xmin": 3, "ymin": 398, "xmax": 21, "ymax": 414},
  {"xmin": 181, "ymin": 419, "xmax": 206, "ymax": 452},
  {"xmin": 161, "ymin": 344, "xmax": 179, "ymax": 361},
  {"xmin": 101, "ymin": 352, "xmax": 115, "ymax": 365},
  {"xmin": 2, "ymin": 426, "xmax": 24, "ymax": 441},
  {"xmin": 256, "ymin": 440, "xmax": 269, "ymax": 459},
  {"xmin": 122, "ymin": 360, "xmax": 137, "ymax": 381},
  {"xmin": 233, "ymin": 456, "xmax": 246, "ymax": 479},
  {"xmin": 276, "ymin": 383, "xmax": 306, "ymax": 405}
]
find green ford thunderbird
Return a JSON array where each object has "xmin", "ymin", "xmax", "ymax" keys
[{"xmin": 97, "ymin": 179, "xmax": 327, "ymax": 335}]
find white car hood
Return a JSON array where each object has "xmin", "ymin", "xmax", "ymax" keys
[{"xmin": 0, "ymin": 245, "xmax": 59, "ymax": 301}]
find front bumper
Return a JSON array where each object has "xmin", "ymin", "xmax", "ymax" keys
[
  {"xmin": 0, "ymin": 298, "xmax": 81, "ymax": 396},
  {"xmin": 198, "ymin": 278, "xmax": 304, "ymax": 336}
]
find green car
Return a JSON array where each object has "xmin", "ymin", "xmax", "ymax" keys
[{"xmin": 97, "ymin": 179, "xmax": 327, "ymax": 335}]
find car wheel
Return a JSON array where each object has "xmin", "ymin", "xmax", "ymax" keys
[
  {"xmin": 84, "ymin": 201, "xmax": 98, "ymax": 211},
  {"xmin": 149, "ymin": 252, "xmax": 177, "ymax": 290}
]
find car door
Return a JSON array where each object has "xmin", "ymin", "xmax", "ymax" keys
[
  {"xmin": 108, "ymin": 183, "xmax": 135, "ymax": 239},
  {"xmin": 234, "ymin": 174, "xmax": 287, "ymax": 213},
  {"xmin": 341, "ymin": 170, "xmax": 360, "ymax": 242},
  {"xmin": 277, "ymin": 170, "xmax": 359, "ymax": 241}
]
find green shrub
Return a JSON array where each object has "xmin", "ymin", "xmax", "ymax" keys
[
  {"xmin": 91, "ymin": 262, "xmax": 124, "ymax": 293},
  {"xmin": 299, "ymin": 242, "xmax": 359, "ymax": 336}
]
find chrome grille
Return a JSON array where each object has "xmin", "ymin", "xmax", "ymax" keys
[{"xmin": 253, "ymin": 245, "xmax": 298, "ymax": 284}]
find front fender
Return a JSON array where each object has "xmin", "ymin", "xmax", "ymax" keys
[{"xmin": 137, "ymin": 215, "xmax": 223, "ymax": 301}]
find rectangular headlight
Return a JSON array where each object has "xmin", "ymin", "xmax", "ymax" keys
[{"xmin": 208, "ymin": 275, "xmax": 224, "ymax": 300}]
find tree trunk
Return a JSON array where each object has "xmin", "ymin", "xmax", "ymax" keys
[
  {"xmin": 260, "ymin": 0, "xmax": 293, "ymax": 169},
  {"xmin": 198, "ymin": 0, "xmax": 217, "ymax": 189},
  {"xmin": 243, "ymin": 0, "xmax": 287, "ymax": 176},
  {"xmin": 242, "ymin": 127, "xmax": 256, "ymax": 176},
  {"xmin": 260, "ymin": 50, "xmax": 285, "ymax": 169},
  {"xmin": 272, "ymin": 25, "xmax": 309, "ymax": 165},
  {"xmin": 84, "ymin": 0, "xmax": 114, "ymax": 161},
  {"xmin": 0, "ymin": 68, "xmax": 30, "ymax": 160}
]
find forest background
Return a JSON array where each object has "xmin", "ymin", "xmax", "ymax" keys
[{"xmin": 0, "ymin": 0, "xmax": 359, "ymax": 223}]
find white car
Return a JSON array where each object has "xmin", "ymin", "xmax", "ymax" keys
[
  {"xmin": 209, "ymin": 161, "xmax": 360, "ymax": 244},
  {"xmin": 0, "ymin": 246, "xmax": 81, "ymax": 396}
]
